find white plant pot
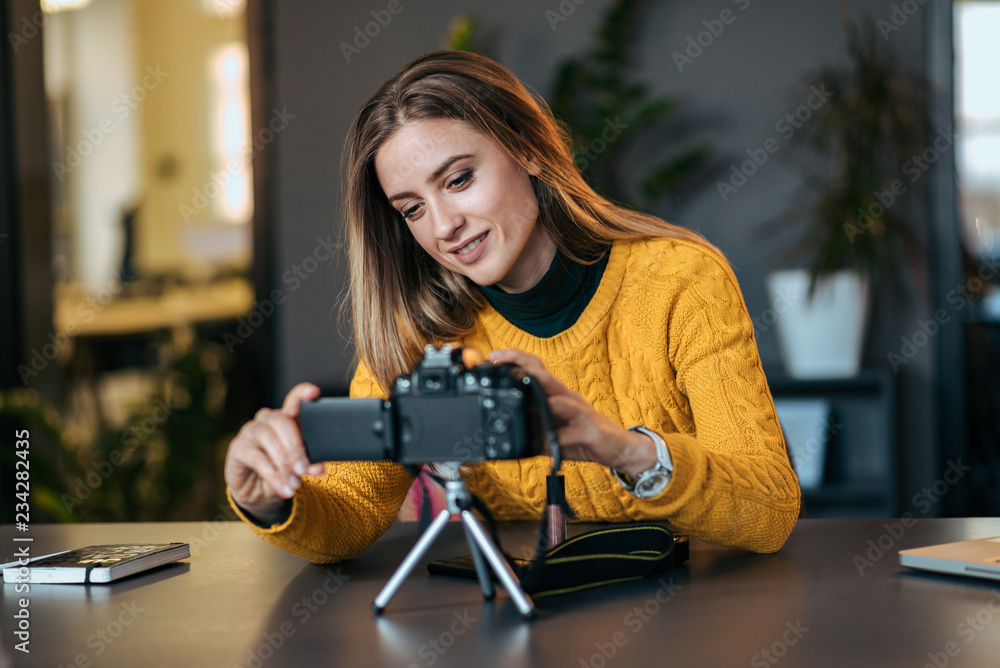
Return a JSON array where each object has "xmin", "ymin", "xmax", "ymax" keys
[{"xmin": 767, "ymin": 269, "xmax": 871, "ymax": 379}]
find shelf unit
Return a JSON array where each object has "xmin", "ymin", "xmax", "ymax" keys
[{"xmin": 767, "ymin": 369, "xmax": 898, "ymax": 518}]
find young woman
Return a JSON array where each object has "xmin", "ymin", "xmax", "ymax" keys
[{"xmin": 223, "ymin": 51, "xmax": 801, "ymax": 563}]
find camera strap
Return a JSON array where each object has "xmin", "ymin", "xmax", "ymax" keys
[
  {"xmin": 517, "ymin": 523, "xmax": 682, "ymax": 599},
  {"xmin": 426, "ymin": 470, "xmax": 684, "ymax": 601},
  {"xmin": 420, "ymin": 361, "xmax": 682, "ymax": 602}
]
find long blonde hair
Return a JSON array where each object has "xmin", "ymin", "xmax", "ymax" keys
[{"xmin": 344, "ymin": 50, "xmax": 715, "ymax": 391}]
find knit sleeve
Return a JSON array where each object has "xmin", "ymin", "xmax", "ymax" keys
[
  {"xmin": 642, "ymin": 250, "xmax": 801, "ymax": 552},
  {"xmin": 229, "ymin": 359, "xmax": 414, "ymax": 563}
]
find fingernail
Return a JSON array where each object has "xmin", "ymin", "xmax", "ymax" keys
[
  {"xmin": 282, "ymin": 485, "xmax": 294, "ymax": 497},
  {"xmin": 288, "ymin": 475, "xmax": 300, "ymax": 490},
  {"xmin": 293, "ymin": 460, "xmax": 306, "ymax": 475}
]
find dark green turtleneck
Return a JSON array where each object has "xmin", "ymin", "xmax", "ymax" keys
[{"xmin": 477, "ymin": 250, "xmax": 609, "ymax": 338}]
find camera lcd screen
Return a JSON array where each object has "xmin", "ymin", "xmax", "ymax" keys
[
  {"xmin": 394, "ymin": 395, "xmax": 488, "ymax": 463},
  {"xmin": 300, "ymin": 398, "xmax": 387, "ymax": 462}
]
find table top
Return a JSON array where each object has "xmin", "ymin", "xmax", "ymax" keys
[{"xmin": 3, "ymin": 517, "xmax": 1000, "ymax": 667}]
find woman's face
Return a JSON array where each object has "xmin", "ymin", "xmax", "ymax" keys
[{"xmin": 374, "ymin": 118, "xmax": 556, "ymax": 293}]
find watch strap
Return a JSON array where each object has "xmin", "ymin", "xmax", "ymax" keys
[
  {"xmin": 612, "ymin": 426, "xmax": 673, "ymax": 497},
  {"xmin": 631, "ymin": 426, "xmax": 673, "ymax": 472}
]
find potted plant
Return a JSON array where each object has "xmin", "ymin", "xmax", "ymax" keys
[{"xmin": 768, "ymin": 10, "xmax": 925, "ymax": 378}]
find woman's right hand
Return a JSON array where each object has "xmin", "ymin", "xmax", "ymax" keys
[{"xmin": 224, "ymin": 382, "xmax": 328, "ymax": 525}]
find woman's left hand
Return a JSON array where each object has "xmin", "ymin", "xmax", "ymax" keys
[{"xmin": 488, "ymin": 349, "xmax": 656, "ymax": 478}]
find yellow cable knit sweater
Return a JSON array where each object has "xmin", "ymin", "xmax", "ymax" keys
[{"xmin": 230, "ymin": 237, "xmax": 801, "ymax": 561}]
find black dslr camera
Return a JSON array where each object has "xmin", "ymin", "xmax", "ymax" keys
[{"xmin": 299, "ymin": 345, "xmax": 549, "ymax": 464}]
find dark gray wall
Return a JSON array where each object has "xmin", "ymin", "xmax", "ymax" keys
[
  {"xmin": 266, "ymin": 0, "xmax": 958, "ymax": 514},
  {"xmin": 3, "ymin": 0, "xmax": 54, "ymax": 396}
]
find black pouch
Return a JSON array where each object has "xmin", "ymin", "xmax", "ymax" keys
[{"xmin": 518, "ymin": 524, "xmax": 687, "ymax": 599}]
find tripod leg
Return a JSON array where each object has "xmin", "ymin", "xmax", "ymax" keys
[
  {"xmin": 460, "ymin": 510, "xmax": 535, "ymax": 618},
  {"xmin": 462, "ymin": 523, "xmax": 495, "ymax": 601},
  {"xmin": 373, "ymin": 508, "xmax": 452, "ymax": 613}
]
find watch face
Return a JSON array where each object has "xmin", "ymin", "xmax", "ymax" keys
[{"xmin": 634, "ymin": 470, "xmax": 671, "ymax": 498}]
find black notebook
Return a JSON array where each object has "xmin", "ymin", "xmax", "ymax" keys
[{"xmin": 3, "ymin": 543, "xmax": 190, "ymax": 584}]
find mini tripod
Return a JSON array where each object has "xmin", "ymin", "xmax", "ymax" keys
[{"xmin": 372, "ymin": 463, "xmax": 535, "ymax": 618}]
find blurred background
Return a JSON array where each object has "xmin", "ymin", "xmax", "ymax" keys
[{"xmin": 1, "ymin": 0, "xmax": 998, "ymax": 522}]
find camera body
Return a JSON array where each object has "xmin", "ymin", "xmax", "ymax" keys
[{"xmin": 300, "ymin": 345, "xmax": 547, "ymax": 465}]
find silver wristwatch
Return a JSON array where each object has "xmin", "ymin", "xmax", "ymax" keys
[{"xmin": 612, "ymin": 426, "xmax": 674, "ymax": 499}]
